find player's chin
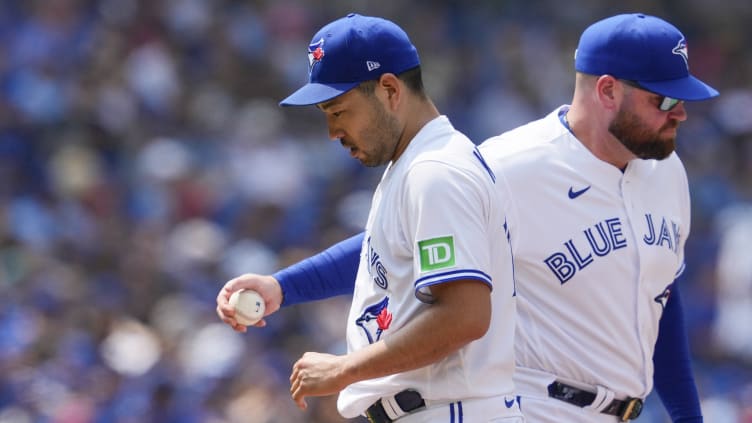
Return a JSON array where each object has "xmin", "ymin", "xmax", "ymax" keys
[
  {"xmin": 353, "ymin": 152, "xmax": 370, "ymax": 165},
  {"xmin": 646, "ymin": 143, "xmax": 675, "ymax": 160}
]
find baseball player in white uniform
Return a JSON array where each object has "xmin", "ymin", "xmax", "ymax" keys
[
  {"xmin": 335, "ymin": 112, "xmax": 520, "ymax": 421},
  {"xmin": 216, "ymin": 14, "xmax": 522, "ymax": 422},
  {"xmin": 478, "ymin": 14, "xmax": 717, "ymax": 422}
]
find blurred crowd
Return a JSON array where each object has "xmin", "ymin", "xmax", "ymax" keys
[{"xmin": 0, "ymin": 0, "xmax": 750, "ymax": 422}]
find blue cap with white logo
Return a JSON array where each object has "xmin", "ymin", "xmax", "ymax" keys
[
  {"xmin": 574, "ymin": 13, "xmax": 719, "ymax": 101},
  {"xmin": 280, "ymin": 13, "xmax": 420, "ymax": 107}
]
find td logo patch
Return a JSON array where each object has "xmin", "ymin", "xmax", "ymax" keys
[{"xmin": 418, "ymin": 236, "xmax": 455, "ymax": 271}]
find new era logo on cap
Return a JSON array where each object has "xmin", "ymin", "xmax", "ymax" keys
[{"xmin": 280, "ymin": 13, "xmax": 420, "ymax": 107}]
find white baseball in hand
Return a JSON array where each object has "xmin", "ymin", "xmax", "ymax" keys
[{"xmin": 229, "ymin": 289, "xmax": 266, "ymax": 326}]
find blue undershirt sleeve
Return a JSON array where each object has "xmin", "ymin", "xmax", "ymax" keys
[
  {"xmin": 653, "ymin": 283, "xmax": 703, "ymax": 423},
  {"xmin": 273, "ymin": 232, "xmax": 364, "ymax": 307}
]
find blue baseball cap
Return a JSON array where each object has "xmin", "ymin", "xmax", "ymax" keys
[
  {"xmin": 574, "ymin": 13, "xmax": 719, "ymax": 101},
  {"xmin": 280, "ymin": 13, "xmax": 420, "ymax": 107}
]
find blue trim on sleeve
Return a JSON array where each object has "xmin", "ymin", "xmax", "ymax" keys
[
  {"xmin": 414, "ymin": 269, "xmax": 493, "ymax": 303},
  {"xmin": 274, "ymin": 232, "xmax": 363, "ymax": 306}
]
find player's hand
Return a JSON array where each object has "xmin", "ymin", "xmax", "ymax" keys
[
  {"xmin": 216, "ymin": 273, "xmax": 282, "ymax": 332},
  {"xmin": 290, "ymin": 352, "xmax": 351, "ymax": 410}
]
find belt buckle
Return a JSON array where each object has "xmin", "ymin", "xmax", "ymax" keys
[
  {"xmin": 619, "ymin": 397, "xmax": 643, "ymax": 421},
  {"xmin": 365, "ymin": 407, "xmax": 388, "ymax": 423}
]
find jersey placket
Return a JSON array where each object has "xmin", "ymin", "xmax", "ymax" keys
[{"xmin": 619, "ymin": 162, "xmax": 653, "ymax": 398}]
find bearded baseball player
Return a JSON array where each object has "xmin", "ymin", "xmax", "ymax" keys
[
  {"xmin": 218, "ymin": 12, "xmax": 718, "ymax": 423},
  {"xmin": 476, "ymin": 14, "xmax": 718, "ymax": 422},
  {"xmin": 217, "ymin": 14, "xmax": 522, "ymax": 422}
]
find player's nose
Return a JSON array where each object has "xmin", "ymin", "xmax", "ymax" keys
[
  {"xmin": 327, "ymin": 125, "xmax": 345, "ymax": 141},
  {"xmin": 669, "ymin": 102, "xmax": 688, "ymax": 122}
]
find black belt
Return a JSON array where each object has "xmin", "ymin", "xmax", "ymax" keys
[
  {"xmin": 365, "ymin": 389, "xmax": 425, "ymax": 423},
  {"xmin": 548, "ymin": 381, "xmax": 643, "ymax": 421}
]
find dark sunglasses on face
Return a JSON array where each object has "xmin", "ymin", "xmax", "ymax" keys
[{"xmin": 619, "ymin": 79, "xmax": 683, "ymax": 111}]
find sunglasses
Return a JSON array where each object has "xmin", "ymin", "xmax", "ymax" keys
[{"xmin": 619, "ymin": 79, "xmax": 683, "ymax": 111}]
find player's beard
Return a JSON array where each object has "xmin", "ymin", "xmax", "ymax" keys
[
  {"xmin": 353, "ymin": 97, "xmax": 402, "ymax": 167},
  {"xmin": 609, "ymin": 106, "xmax": 677, "ymax": 160}
]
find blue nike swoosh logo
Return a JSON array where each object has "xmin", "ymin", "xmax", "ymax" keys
[
  {"xmin": 568, "ymin": 185, "xmax": 591, "ymax": 199},
  {"xmin": 504, "ymin": 397, "xmax": 515, "ymax": 408}
]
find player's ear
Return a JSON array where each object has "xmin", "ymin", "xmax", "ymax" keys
[
  {"xmin": 596, "ymin": 75, "xmax": 620, "ymax": 112},
  {"xmin": 377, "ymin": 73, "xmax": 402, "ymax": 111}
]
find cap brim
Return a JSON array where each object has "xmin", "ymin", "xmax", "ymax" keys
[
  {"xmin": 638, "ymin": 75, "xmax": 719, "ymax": 101},
  {"xmin": 279, "ymin": 81, "xmax": 360, "ymax": 107}
]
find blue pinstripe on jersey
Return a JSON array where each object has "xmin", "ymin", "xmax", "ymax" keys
[
  {"xmin": 504, "ymin": 218, "xmax": 516, "ymax": 296},
  {"xmin": 473, "ymin": 147, "xmax": 496, "ymax": 183},
  {"xmin": 449, "ymin": 401, "xmax": 464, "ymax": 422}
]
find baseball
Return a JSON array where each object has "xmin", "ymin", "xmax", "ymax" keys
[{"xmin": 228, "ymin": 289, "xmax": 266, "ymax": 326}]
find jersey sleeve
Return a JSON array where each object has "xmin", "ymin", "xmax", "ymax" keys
[
  {"xmin": 652, "ymin": 283, "xmax": 703, "ymax": 422},
  {"xmin": 401, "ymin": 160, "xmax": 495, "ymax": 303},
  {"xmin": 274, "ymin": 232, "xmax": 363, "ymax": 306}
]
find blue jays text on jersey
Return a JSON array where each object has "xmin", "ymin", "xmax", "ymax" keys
[
  {"xmin": 544, "ymin": 213, "xmax": 682, "ymax": 284},
  {"xmin": 366, "ymin": 235, "xmax": 388, "ymax": 289}
]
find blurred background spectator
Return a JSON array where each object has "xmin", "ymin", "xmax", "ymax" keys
[{"xmin": 0, "ymin": 0, "xmax": 750, "ymax": 422}]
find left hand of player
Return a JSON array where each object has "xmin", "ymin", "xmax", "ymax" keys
[{"xmin": 290, "ymin": 351, "xmax": 351, "ymax": 410}]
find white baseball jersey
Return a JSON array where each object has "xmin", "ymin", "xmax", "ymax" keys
[
  {"xmin": 337, "ymin": 116, "xmax": 517, "ymax": 418},
  {"xmin": 479, "ymin": 106, "xmax": 690, "ymax": 405}
]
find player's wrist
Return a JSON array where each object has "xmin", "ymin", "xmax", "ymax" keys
[
  {"xmin": 323, "ymin": 353, "xmax": 358, "ymax": 391},
  {"xmin": 266, "ymin": 275, "xmax": 283, "ymax": 310}
]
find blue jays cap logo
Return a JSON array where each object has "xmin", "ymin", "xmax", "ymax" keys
[
  {"xmin": 672, "ymin": 38, "xmax": 689, "ymax": 68},
  {"xmin": 308, "ymin": 38, "xmax": 325, "ymax": 76}
]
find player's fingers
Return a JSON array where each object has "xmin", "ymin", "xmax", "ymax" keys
[
  {"xmin": 217, "ymin": 285, "xmax": 235, "ymax": 304},
  {"xmin": 216, "ymin": 290, "xmax": 236, "ymax": 321},
  {"xmin": 224, "ymin": 274, "xmax": 258, "ymax": 293},
  {"xmin": 291, "ymin": 385, "xmax": 308, "ymax": 410},
  {"xmin": 290, "ymin": 376, "xmax": 299, "ymax": 396},
  {"xmin": 290, "ymin": 376, "xmax": 309, "ymax": 410},
  {"xmin": 218, "ymin": 304, "xmax": 239, "ymax": 323},
  {"xmin": 290, "ymin": 378, "xmax": 308, "ymax": 410},
  {"xmin": 217, "ymin": 278, "xmax": 250, "ymax": 310},
  {"xmin": 216, "ymin": 305, "xmax": 232, "ymax": 323},
  {"xmin": 216, "ymin": 303, "xmax": 237, "ymax": 324},
  {"xmin": 290, "ymin": 362, "xmax": 301, "ymax": 385},
  {"xmin": 215, "ymin": 304, "xmax": 249, "ymax": 333}
]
